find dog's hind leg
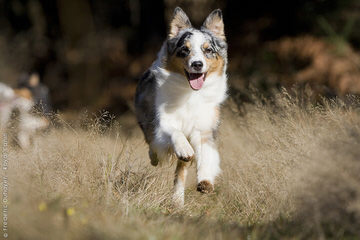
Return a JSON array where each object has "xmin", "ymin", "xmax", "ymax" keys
[
  {"xmin": 148, "ymin": 148, "xmax": 160, "ymax": 166},
  {"xmin": 173, "ymin": 160, "xmax": 190, "ymax": 207},
  {"xmin": 149, "ymin": 140, "xmax": 171, "ymax": 166}
]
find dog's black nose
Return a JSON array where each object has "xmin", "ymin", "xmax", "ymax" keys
[{"xmin": 191, "ymin": 61, "xmax": 203, "ymax": 71}]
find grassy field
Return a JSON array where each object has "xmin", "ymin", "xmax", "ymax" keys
[{"xmin": 3, "ymin": 89, "xmax": 360, "ymax": 239}]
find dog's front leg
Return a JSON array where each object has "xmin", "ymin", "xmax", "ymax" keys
[
  {"xmin": 195, "ymin": 132, "xmax": 221, "ymax": 193},
  {"xmin": 0, "ymin": 105, "xmax": 12, "ymax": 130},
  {"xmin": 171, "ymin": 130, "xmax": 194, "ymax": 207},
  {"xmin": 17, "ymin": 130, "xmax": 30, "ymax": 148},
  {"xmin": 171, "ymin": 130, "xmax": 194, "ymax": 162},
  {"xmin": 173, "ymin": 160, "xmax": 190, "ymax": 207}
]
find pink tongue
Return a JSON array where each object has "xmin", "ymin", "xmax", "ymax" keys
[{"xmin": 188, "ymin": 73, "xmax": 205, "ymax": 90}]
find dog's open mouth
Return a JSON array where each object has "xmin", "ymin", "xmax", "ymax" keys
[{"xmin": 185, "ymin": 71, "xmax": 206, "ymax": 90}]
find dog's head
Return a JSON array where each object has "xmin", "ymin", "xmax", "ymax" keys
[
  {"xmin": 165, "ymin": 7, "xmax": 227, "ymax": 90},
  {"xmin": 17, "ymin": 73, "xmax": 52, "ymax": 113}
]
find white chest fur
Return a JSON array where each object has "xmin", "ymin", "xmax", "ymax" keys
[{"xmin": 154, "ymin": 68, "xmax": 227, "ymax": 137}]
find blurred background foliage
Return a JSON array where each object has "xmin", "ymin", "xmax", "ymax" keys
[{"xmin": 0, "ymin": 0, "xmax": 360, "ymax": 114}]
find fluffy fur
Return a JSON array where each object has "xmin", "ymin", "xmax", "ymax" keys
[
  {"xmin": 0, "ymin": 82, "xmax": 49, "ymax": 148},
  {"xmin": 135, "ymin": 7, "xmax": 228, "ymax": 206}
]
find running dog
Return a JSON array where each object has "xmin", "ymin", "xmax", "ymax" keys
[
  {"xmin": 135, "ymin": 7, "xmax": 228, "ymax": 206},
  {"xmin": 0, "ymin": 81, "xmax": 49, "ymax": 148}
]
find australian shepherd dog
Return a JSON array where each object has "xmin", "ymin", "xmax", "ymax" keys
[
  {"xmin": 135, "ymin": 7, "xmax": 228, "ymax": 206},
  {"xmin": 0, "ymin": 74, "xmax": 49, "ymax": 148}
]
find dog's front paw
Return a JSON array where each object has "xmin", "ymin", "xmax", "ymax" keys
[
  {"xmin": 174, "ymin": 140, "xmax": 194, "ymax": 162},
  {"xmin": 197, "ymin": 180, "xmax": 214, "ymax": 193}
]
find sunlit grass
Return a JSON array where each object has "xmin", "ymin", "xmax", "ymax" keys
[{"xmin": 3, "ymin": 90, "xmax": 360, "ymax": 239}]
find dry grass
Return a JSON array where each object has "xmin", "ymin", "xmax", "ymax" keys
[{"xmin": 3, "ymin": 90, "xmax": 360, "ymax": 239}]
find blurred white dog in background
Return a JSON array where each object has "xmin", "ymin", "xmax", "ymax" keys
[{"xmin": 0, "ymin": 80, "xmax": 49, "ymax": 148}]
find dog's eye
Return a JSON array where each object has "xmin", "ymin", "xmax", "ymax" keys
[
  {"xmin": 181, "ymin": 47, "xmax": 190, "ymax": 54},
  {"xmin": 177, "ymin": 47, "xmax": 190, "ymax": 57},
  {"xmin": 204, "ymin": 48, "xmax": 214, "ymax": 54}
]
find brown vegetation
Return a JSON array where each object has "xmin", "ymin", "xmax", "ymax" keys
[{"xmin": 268, "ymin": 35, "xmax": 360, "ymax": 96}]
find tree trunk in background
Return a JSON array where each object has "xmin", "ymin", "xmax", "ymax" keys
[{"xmin": 57, "ymin": 0, "xmax": 102, "ymax": 108}]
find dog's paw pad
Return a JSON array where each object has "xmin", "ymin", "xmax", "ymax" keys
[
  {"xmin": 178, "ymin": 155, "xmax": 194, "ymax": 162},
  {"xmin": 197, "ymin": 180, "xmax": 214, "ymax": 193}
]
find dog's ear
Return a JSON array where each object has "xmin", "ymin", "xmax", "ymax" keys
[
  {"xmin": 202, "ymin": 9, "xmax": 225, "ymax": 40},
  {"xmin": 169, "ymin": 7, "xmax": 192, "ymax": 39}
]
